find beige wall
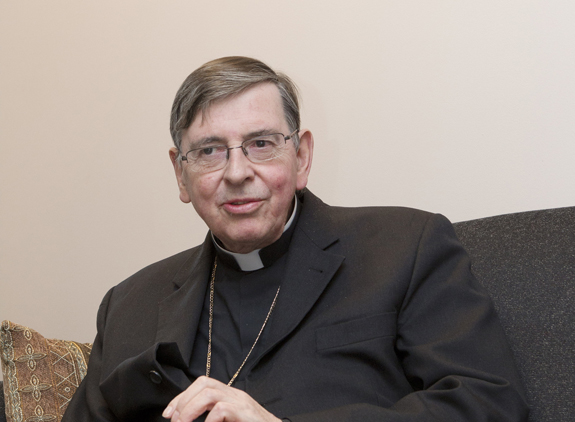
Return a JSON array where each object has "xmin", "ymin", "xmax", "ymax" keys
[{"xmin": 1, "ymin": 0, "xmax": 574, "ymax": 361}]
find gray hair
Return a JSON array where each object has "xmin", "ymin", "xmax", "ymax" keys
[{"xmin": 170, "ymin": 56, "xmax": 301, "ymax": 152}]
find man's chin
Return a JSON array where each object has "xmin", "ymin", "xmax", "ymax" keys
[{"xmin": 218, "ymin": 229, "xmax": 281, "ymax": 254}]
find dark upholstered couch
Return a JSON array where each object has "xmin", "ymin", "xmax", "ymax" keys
[
  {"xmin": 2, "ymin": 206, "xmax": 574, "ymax": 422},
  {"xmin": 453, "ymin": 206, "xmax": 574, "ymax": 422}
]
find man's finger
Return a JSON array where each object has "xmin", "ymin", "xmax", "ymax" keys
[
  {"xmin": 163, "ymin": 377, "xmax": 231, "ymax": 421},
  {"xmin": 175, "ymin": 386, "xmax": 230, "ymax": 422},
  {"xmin": 162, "ymin": 393, "xmax": 182, "ymax": 419}
]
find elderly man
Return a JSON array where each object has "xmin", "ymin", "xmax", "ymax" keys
[{"xmin": 64, "ymin": 57, "xmax": 528, "ymax": 422}]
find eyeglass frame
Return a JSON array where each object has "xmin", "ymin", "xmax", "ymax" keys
[{"xmin": 179, "ymin": 129, "xmax": 300, "ymax": 172}]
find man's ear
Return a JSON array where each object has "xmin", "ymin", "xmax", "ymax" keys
[
  {"xmin": 295, "ymin": 129, "xmax": 314, "ymax": 191},
  {"xmin": 169, "ymin": 147, "xmax": 192, "ymax": 204}
]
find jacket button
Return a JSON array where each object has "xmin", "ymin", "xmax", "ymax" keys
[{"xmin": 149, "ymin": 370, "xmax": 163, "ymax": 384}]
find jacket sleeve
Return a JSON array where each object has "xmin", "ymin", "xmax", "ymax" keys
[
  {"xmin": 62, "ymin": 287, "xmax": 120, "ymax": 422},
  {"xmin": 287, "ymin": 213, "xmax": 529, "ymax": 422}
]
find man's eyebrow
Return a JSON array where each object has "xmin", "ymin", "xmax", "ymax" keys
[
  {"xmin": 189, "ymin": 136, "xmax": 225, "ymax": 148},
  {"xmin": 244, "ymin": 129, "xmax": 280, "ymax": 139}
]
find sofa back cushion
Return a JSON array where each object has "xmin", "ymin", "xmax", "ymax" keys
[{"xmin": 454, "ymin": 206, "xmax": 575, "ymax": 422}]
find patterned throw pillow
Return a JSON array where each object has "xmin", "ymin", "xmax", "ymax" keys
[{"xmin": 0, "ymin": 321, "xmax": 92, "ymax": 422}]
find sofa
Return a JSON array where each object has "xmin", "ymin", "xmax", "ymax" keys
[{"xmin": 2, "ymin": 206, "xmax": 574, "ymax": 422}]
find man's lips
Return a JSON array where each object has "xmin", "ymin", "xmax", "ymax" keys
[{"xmin": 222, "ymin": 198, "xmax": 263, "ymax": 214}]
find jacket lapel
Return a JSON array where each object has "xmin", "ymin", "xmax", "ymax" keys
[
  {"xmin": 155, "ymin": 235, "xmax": 214, "ymax": 366},
  {"xmin": 248, "ymin": 191, "xmax": 345, "ymax": 368},
  {"xmin": 101, "ymin": 237, "xmax": 215, "ymax": 418}
]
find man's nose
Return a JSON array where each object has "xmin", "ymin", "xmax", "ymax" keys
[
  {"xmin": 223, "ymin": 146, "xmax": 254, "ymax": 183},
  {"xmin": 225, "ymin": 145, "xmax": 245, "ymax": 157}
]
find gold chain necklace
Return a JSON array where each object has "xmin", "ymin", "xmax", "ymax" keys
[{"xmin": 205, "ymin": 257, "xmax": 281, "ymax": 386}]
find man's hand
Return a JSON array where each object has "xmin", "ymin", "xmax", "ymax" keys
[{"xmin": 162, "ymin": 376, "xmax": 282, "ymax": 422}]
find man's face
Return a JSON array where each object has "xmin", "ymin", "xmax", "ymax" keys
[{"xmin": 170, "ymin": 83, "xmax": 313, "ymax": 254}]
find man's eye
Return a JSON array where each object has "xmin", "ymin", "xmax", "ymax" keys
[
  {"xmin": 254, "ymin": 140, "xmax": 270, "ymax": 148},
  {"xmin": 196, "ymin": 146, "xmax": 224, "ymax": 157}
]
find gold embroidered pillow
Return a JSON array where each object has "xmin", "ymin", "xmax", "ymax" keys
[{"xmin": 0, "ymin": 320, "xmax": 92, "ymax": 422}]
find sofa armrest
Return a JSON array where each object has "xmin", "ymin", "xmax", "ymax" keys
[{"xmin": 0, "ymin": 321, "xmax": 92, "ymax": 422}]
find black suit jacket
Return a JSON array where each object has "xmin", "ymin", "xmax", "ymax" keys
[{"xmin": 64, "ymin": 191, "xmax": 528, "ymax": 421}]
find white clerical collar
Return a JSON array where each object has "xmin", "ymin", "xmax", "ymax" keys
[{"xmin": 212, "ymin": 196, "xmax": 298, "ymax": 271}]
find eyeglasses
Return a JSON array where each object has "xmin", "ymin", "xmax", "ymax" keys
[{"xmin": 180, "ymin": 129, "xmax": 299, "ymax": 173}]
